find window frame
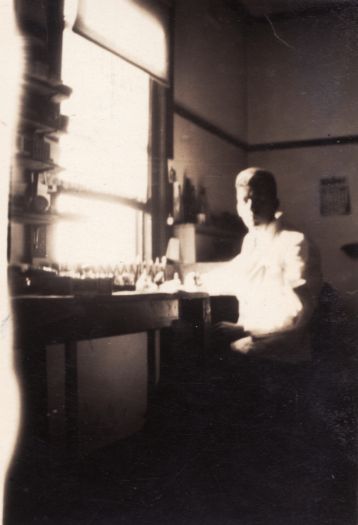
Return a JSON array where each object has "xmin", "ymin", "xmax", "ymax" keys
[{"xmin": 50, "ymin": 0, "xmax": 172, "ymax": 266}]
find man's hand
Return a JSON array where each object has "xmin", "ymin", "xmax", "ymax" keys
[
  {"xmin": 230, "ymin": 335, "xmax": 255, "ymax": 354},
  {"xmin": 213, "ymin": 322, "xmax": 246, "ymax": 341}
]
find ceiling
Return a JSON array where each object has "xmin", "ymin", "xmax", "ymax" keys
[{"xmin": 238, "ymin": 0, "xmax": 356, "ymax": 17}]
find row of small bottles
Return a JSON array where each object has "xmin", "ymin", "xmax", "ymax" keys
[
  {"xmin": 9, "ymin": 256, "xmax": 176, "ymax": 295},
  {"xmin": 59, "ymin": 256, "xmax": 169, "ymax": 289}
]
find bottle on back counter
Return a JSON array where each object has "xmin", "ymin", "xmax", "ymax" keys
[
  {"xmin": 182, "ymin": 174, "xmax": 197, "ymax": 223},
  {"xmin": 168, "ymin": 167, "xmax": 182, "ymax": 223},
  {"xmin": 196, "ymin": 185, "xmax": 208, "ymax": 224}
]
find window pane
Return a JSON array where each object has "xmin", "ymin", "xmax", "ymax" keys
[
  {"xmin": 52, "ymin": 194, "xmax": 140, "ymax": 266},
  {"xmin": 59, "ymin": 30, "xmax": 150, "ymax": 202},
  {"xmin": 73, "ymin": 0, "xmax": 169, "ymax": 82}
]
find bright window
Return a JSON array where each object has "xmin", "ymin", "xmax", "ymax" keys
[
  {"xmin": 53, "ymin": 28, "xmax": 151, "ymax": 267},
  {"xmin": 53, "ymin": 194, "xmax": 141, "ymax": 266},
  {"xmin": 74, "ymin": 0, "xmax": 169, "ymax": 82}
]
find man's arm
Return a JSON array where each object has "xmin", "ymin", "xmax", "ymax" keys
[
  {"xmin": 197, "ymin": 258, "xmax": 240, "ymax": 296},
  {"xmin": 196, "ymin": 234, "xmax": 251, "ymax": 296},
  {"xmin": 232, "ymin": 232, "xmax": 322, "ymax": 359}
]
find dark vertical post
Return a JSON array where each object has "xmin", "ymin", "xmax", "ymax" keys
[
  {"xmin": 178, "ymin": 295, "xmax": 212, "ymax": 355},
  {"xmin": 46, "ymin": 0, "xmax": 65, "ymax": 80},
  {"xmin": 165, "ymin": 1, "xmax": 175, "ymax": 159},
  {"xmin": 150, "ymin": 81, "xmax": 170, "ymax": 259},
  {"xmin": 64, "ymin": 340, "xmax": 79, "ymax": 458},
  {"xmin": 147, "ymin": 330, "xmax": 157, "ymax": 408}
]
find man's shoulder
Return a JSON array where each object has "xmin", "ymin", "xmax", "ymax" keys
[
  {"xmin": 275, "ymin": 220, "xmax": 311, "ymax": 248},
  {"xmin": 275, "ymin": 221, "xmax": 321, "ymax": 275},
  {"xmin": 275, "ymin": 222, "xmax": 322, "ymax": 267},
  {"xmin": 277, "ymin": 226, "xmax": 306, "ymax": 245}
]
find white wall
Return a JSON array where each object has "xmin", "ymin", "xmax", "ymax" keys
[
  {"xmin": 247, "ymin": 9, "xmax": 358, "ymax": 144},
  {"xmin": 248, "ymin": 146, "xmax": 358, "ymax": 295},
  {"xmin": 174, "ymin": 0, "xmax": 247, "ymax": 141},
  {"xmin": 173, "ymin": 0, "xmax": 247, "ymax": 215},
  {"xmin": 173, "ymin": 115, "xmax": 246, "ymax": 215},
  {"xmin": 247, "ymin": 10, "xmax": 358, "ymax": 307}
]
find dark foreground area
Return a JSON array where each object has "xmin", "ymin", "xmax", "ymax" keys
[{"xmin": 5, "ymin": 317, "xmax": 358, "ymax": 525}]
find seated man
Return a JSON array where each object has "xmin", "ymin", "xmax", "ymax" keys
[{"xmin": 201, "ymin": 167, "xmax": 322, "ymax": 364}]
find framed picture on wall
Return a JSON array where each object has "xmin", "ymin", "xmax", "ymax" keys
[{"xmin": 320, "ymin": 177, "xmax": 351, "ymax": 216}]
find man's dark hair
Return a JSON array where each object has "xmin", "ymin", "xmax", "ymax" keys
[{"xmin": 248, "ymin": 169, "xmax": 278, "ymax": 203}]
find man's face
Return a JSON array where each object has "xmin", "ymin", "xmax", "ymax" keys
[{"xmin": 236, "ymin": 184, "xmax": 277, "ymax": 229}]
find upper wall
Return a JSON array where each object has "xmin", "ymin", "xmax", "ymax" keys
[
  {"xmin": 173, "ymin": 0, "xmax": 247, "ymax": 216},
  {"xmin": 173, "ymin": 114, "xmax": 246, "ymax": 215},
  {"xmin": 248, "ymin": 144, "xmax": 358, "ymax": 297},
  {"xmin": 174, "ymin": 0, "xmax": 247, "ymax": 141},
  {"xmin": 246, "ymin": 7, "xmax": 358, "ymax": 305},
  {"xmin": 247, "ymin": 8, "xmax": 358, "ymax": 144}
]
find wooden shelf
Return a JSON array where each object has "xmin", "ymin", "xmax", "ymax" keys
[
  {"xmin": 10, "ymin": 211, "xmax": 55, "ymax": 225},
  {"xmin": 20, "ymin": 116, "xmax": 57, "ymax": 134},
  {"xmin": 195, "ymin": 224, "xmax": 241, "ymax": 239},
  {"xmin": 24, "ymin": 73, "xmax": 72, "ymax": 101},
  {"xmin": 11, "ymin": 71, "xmax": 72, "ymax": 236},
  {"xmin": 20, "ymin": 76, "xmax": 70, "ymax": 135},
  {"xmin": 173, "ymin": 223, "xmax": 243, "ymax": 262},
  {"xmin": 10, "ymin": 208, "xmax": 84, "ymax": 225},
  {"xmin": 20, "ymin": 114, "xmax": 69, "ymax": 135},
  {"xmin": 15, "ymin": 153, "xmax": 60, "ymax": 172}
]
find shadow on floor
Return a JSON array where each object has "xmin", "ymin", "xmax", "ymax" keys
[{"xmin": 5, "ymin": 326, "xmax": 358, "ymax": 525}]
